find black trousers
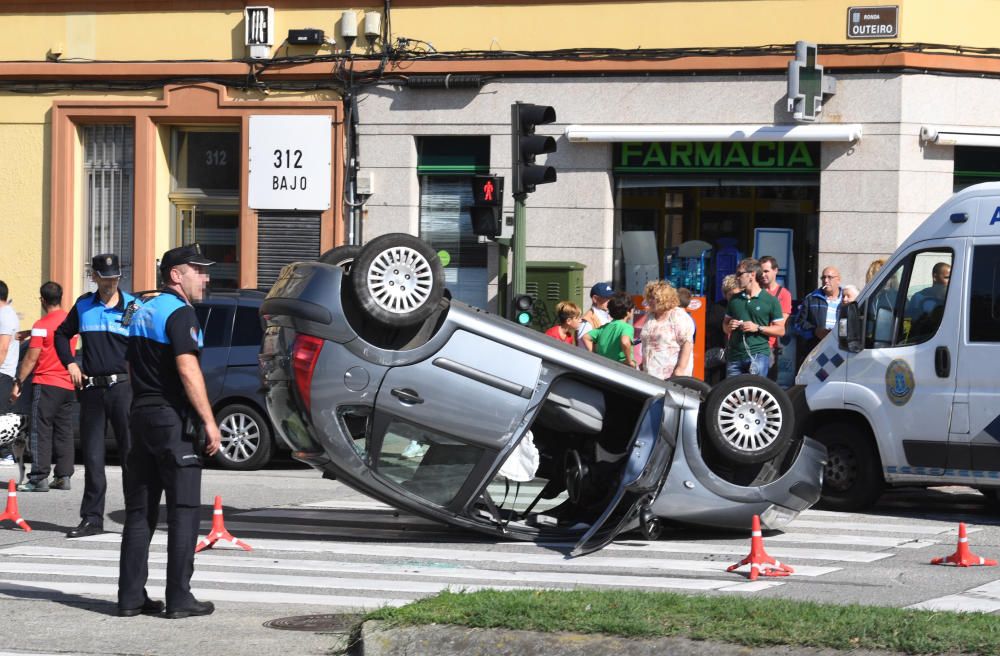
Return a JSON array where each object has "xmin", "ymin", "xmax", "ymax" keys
[
  {"xmin": 79, "ymin": 382, "xmax": 132, "ymax": 526},
  {"xmin": 0, "ymin": 374, "xmax": 13, "ymax": 458},
  {"xmin": 118, "ymin": 405, "xmax": 202, "ymax": 611},
  {"xmin": 27, "ymin": 384, "xmax": 75, "ymax": 482}
]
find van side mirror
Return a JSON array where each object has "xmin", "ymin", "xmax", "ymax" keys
[{"xmin": 837, "ymin": 302, "xmax": 863, "ymax": 353}]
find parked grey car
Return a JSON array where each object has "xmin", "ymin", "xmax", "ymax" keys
[
  {"xmin": 259, "ymin": 234, "xmax": 825, "ymax": 555},
  {"xmin": 195, "ymin": 290, "xmax": 280, "ymax": 470}
]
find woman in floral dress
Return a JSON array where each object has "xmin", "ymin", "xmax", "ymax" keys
[{"xmin": 640, "ymin": 280, "xmax": 694, "ymax": 379}]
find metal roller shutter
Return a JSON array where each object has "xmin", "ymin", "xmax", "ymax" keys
[{"xmin": 257, "ymin": 212, "xmax": 322, "ymax": 291}]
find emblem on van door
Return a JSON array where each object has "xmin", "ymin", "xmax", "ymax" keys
[{"xmin": 885, "ymin": 359, "xmax": 915, "ymax": 406}]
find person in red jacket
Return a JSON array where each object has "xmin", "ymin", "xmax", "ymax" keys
[{"xmin": 10, "ymin": 281, "xmax": 76, "ymax": 492}]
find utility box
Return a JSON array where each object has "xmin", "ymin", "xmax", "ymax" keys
[{"xmin": 525, "ymin": 261, "xmax": 585, "ymax": 332}]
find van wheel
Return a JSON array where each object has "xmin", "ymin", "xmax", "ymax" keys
[
  {"xmin": 352, "ymin": 233, "xmax": 444, "ymax": 327},
  {"xmin": 214, "ymin": 404, "xmax": 273, "ymax": 471},
  {"xmin": 702, "ymin": 375, "xmax": 793, "ymax": 465},
  {"xmin": 814, "ymin": 422, "xmax": 883, "ymax": 511},
  {"xmin": 319, "ymin": 244, "xmax": 362, "ymax": 272}
]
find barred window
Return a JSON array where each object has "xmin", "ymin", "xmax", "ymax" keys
[{"xmin": 82, "ymin": 125, "xmax": 134, "ymax": 292}]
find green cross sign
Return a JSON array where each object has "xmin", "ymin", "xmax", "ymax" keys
[{"xmin": 787, "ymin": 41, "xmax": 824, "ymax": 121}]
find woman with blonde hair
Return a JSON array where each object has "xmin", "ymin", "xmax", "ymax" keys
[
  {"xmin": 866, "ymin": 258, "xmax": 887, "ymax": 285},
  {"xmin": 640, "ymin": 280, "xmax": 694, "ymax": 379}
]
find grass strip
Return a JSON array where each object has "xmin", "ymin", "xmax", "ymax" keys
[{"xmin": 366, "ymin": 589, "xmax": 1000, "ymax": 655}]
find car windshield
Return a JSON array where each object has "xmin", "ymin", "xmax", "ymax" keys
[{"xmin": 376, "ymin": 420, "xmax": 483, "ymax": 507}]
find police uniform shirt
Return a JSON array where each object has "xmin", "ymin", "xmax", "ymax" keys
[
  {"xmin": 55, "ymin": 290, "xmax": 135, "ymax": 376},
  {"xmin": 127, "ymin": 289, "xmax": 203, "ymax": 412}
]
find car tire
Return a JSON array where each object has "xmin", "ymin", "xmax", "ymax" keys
[
  {"xmin": 319, "ymin": 244, "xmax": 362, "ymax": 272},
  {"xmin": 214, "ymin": 403, "xmax": 273, "ymax": 471},
  {"xmin": 814, "ymin": 422, "xmax": 883, "ymax": 511},
  {"xmin": 352, "ymin": 233, "xmax": 444, "ymax": 327},
  {"xmin": 702, "ymin": 375, "xmax": 793, "ymax": 465}
]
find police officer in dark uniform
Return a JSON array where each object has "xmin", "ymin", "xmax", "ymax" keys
[
  {"xmin": 55, "ymin": 254, "xmax": 135, "ymax": 538},
  {"xmin": 117, "ymin": 244, "xmax": 221, "ymax": 619}
]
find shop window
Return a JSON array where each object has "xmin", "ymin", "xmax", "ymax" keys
[
  {"xmin": 417, "ymin": 137, "xmax": 490, "ymax": 309},
  {"xmin": 955, "ymin": 146, "xmax": 1000, "ymax": 191},
  {"xmin": 169, "ymin": 127, "xmax": 240, "ymax": 289},
  {"xmin": 969, "ymin": 245, "xmax": 1000, "ymax": 342},
  {"xmin": 82, "ymin": 125, "xmax": 134, "ymax": 292}
]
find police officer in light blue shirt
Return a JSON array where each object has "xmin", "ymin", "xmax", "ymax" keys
[
  {"xmin": 55, "ymin": 254, "xmax": 135, "ymax": 537},
  {"xmin": 117, "ymin": 244, "xmax": 221, "ymax": 619}
]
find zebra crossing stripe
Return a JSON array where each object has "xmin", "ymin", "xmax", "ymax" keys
[
  {"xmin": 604, "ymin": 540, "xmax": 892, "ymax": 563},
  {"xmin": 909, "ymin": 580, "xmax": 1000, "ymax": 612},
  {"xmin": 0, "ymin": 546, "xmax": 783, "ymax": 593},
  {"xmin": 77, "ymin": 534, "xmax": 840, "ymax": 576},
  {"xmin": 0, "ymin": 580, "xmax": 405, "ymax": 610},
  {"xmin": 787, "ymin": 519, "xmax": 957, "ymax": 535}
]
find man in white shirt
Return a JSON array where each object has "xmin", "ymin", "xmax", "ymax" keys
[{"xmin": 0, "ymin": 280, "xmax": 21, "ymax": 465}]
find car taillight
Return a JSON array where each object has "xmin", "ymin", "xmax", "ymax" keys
[{"xmin": 291, "ymin": 334, "xmax": 324, "ymax": 413}]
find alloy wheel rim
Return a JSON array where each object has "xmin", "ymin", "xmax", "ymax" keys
[
  {"xmin": 365, "ymin": 246, "xmax": 434, "ymax": 314},
  {"xmin": 219, "ymin": 412, "xmax": 261, "ymax": 462},
  {"xmin": 715, "ymin": 385, "xmax": 783, "ymax": 454}
]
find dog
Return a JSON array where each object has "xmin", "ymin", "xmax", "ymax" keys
[{"xmin": 0, "ymin": 413, "xmax": 29, "ymax": 484}]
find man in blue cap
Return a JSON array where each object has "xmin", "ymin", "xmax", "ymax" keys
[
  {"xmin": 577, "ymin": 281, "xmax": 615, "ymax": 344},
  {"xmin": 118, "ymin": 244, "xmax": 221, "ymax": 619},
  {"xmin": 56, "ymin": 253, "xmax": 135, "ymax": 537}
]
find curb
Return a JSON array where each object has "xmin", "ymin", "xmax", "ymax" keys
[{"xmin": 353, "ymin": 620, "xmax": 903, "ymax": 656}]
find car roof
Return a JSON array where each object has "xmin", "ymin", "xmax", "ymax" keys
[{"xmin": 196, "ymin": 289, "xmax": 265, "ymax": 308}]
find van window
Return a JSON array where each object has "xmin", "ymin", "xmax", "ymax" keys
[
  {"xmin": 864, "ymin": 249, "xmax": 952, "ymax": 348},
  {"xmin": 970, "ymin": 245, "xmax": 1000, "ymax": 342}
]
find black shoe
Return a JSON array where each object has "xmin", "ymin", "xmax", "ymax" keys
[
  {"xmin": 50, "ymin": 476, "xmax": 71, "ymax": 491},
  {"xmin": 164, "ymin": 600, "xmax": 215, "ymax": 619},
  {"xmin": 67, "ymin": 520, "xmax": 103, "ymax": 539},
  {"xmin": 118, "ymin": 597, "xmax": 165, "ymax": 617}
]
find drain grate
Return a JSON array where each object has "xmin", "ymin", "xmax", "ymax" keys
[{"xmin": 264, "ymin": 613, "xmax": 363, "ymax": 633}]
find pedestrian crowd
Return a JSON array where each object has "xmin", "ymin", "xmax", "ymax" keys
[
  {"xmin": 0, "ymin": 245, "xmax": 220, "ymax": 619},
  {"xmin": 544, "ymin": 254, "xmax": 882, "ymax": 384}
]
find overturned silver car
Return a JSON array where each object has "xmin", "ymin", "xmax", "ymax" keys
[{"xmin": 259, "ymin": 233, "xmax": 825, "ymax": 555}]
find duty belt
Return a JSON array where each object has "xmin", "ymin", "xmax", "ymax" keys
[{"xmin": 85, "ymin": 373, "xmax": 129, "ymax": 388}]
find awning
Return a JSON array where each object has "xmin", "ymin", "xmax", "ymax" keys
[
  {"xmin": 564, "ymin": 124, "xmax": 863, "ymax": 143},
  {"xmin": 921, "ymin": 126, "xmax": 1000, "ymax": 148}
]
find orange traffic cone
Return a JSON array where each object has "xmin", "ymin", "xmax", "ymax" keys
[
  {"xmin": 195, "ymin": 496, "xmax": 251, "ymax": 553},
  {"xmin": 0, "ymin": 479, "xmax": 31, "ymax": 532},
  {"xmin": 726, "ymin": 514, "xmax": 793, "ymax": 580},
  {"xmin": 931, "ymin": 523, "xmax": 997, "ymax": 567}
]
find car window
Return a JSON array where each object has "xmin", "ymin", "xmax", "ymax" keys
[
  {"xmin": 376, "ymin": 420, "xmax": 483, "ymax": 507},
  {"xmin": 970, "ymin": 244, "xmax": 1000, "ymax": 342},
  {"xmin": 232, "ymin": 306, "xmax": 263, "ymax": 347},
  {"xmin": 195, "ymin": 306, "xmax": 231, "ymax": 348},
  {"xmin": 863, "ymin": 248, "xmax": 952, "ymax": 349}
]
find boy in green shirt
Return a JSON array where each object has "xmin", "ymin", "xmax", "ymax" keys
[
  {"xmin": 583, "ymin": 292, "xmax": 637, "ymax": 368},
  {"xmin": 724, "ymin": 258, "xmax": 785, "ymax": 378}
]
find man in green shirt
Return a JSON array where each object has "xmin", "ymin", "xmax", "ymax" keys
[
  {"xmin": 583, "ymin": 292, "xmax": 637, "ymax": 368},
  {"xmin": 724, "ymin": 258, "xmax": 785, "ymax": 378}
]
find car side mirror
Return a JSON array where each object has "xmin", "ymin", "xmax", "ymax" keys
[{"xmin": 838, "ymin": 302, "xmax": 863, "ymax": 353}]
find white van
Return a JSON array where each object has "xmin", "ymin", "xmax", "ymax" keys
[{"xmin": 795, "ymin": 181, "xmax": 1000, "ymax": 511}]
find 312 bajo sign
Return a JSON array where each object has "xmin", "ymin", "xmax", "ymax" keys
[{"xmin": 249, "ymin": 115, "xmax": 331, "ymax": 211}]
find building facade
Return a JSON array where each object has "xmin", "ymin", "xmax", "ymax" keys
[{"xmin": 3, "ymin": 1, "xmax": 1000, "ymax": 322}]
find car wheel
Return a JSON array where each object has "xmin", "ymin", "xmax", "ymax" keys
[
  {"xmin": 214, "ymin": 403, "xmax": 273, "ymax": 471},
  {"xmin": 702, "ymin": 375, "xmax": 793, "ymax": 465},
  {"xmin": 352, "ymin": 233, "xmax": 444, "ymax": 327},
  {"xmin": 814, "ymin": 422, "xmax": 883, "ymax": 511},
  {"xmin": 319, "ymin": 244, "xmax": 362, "ymax": 272}
]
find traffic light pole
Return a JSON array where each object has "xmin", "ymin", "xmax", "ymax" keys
[{"xmin": 512, "ymin": 192, "xmax": 527, "ymax": 297}]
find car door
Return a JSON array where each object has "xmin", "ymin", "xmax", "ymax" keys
[
  {"xmin": 847, "ymin": 244, "xmax": 959, "ymax": 475},
  {"xmin": 194, "ymin": 303, "xmax": 232, "ymax": 402},
  {"xmin": 369, "ymin": 329, "xmax": 542, "ymax": 510},
  {"xmin": 954, "ymin": 240, "xmax": 1000, "ymax": 483}
]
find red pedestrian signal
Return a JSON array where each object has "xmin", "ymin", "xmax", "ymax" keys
[{"xmin": 470, "ymin": 175, "xmax": 504, "ymax": 237}]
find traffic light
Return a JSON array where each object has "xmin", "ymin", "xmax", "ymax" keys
[
  {"xmin": 511, "ymin": 103, "xmax": 557, "ymax": 196},
  {"xmin": 512, "ymin": 294, "xmax": 534, "ymax": 325},
  {"xmin": 470, "ymin": 175, "xmax": 503, "ymax": 237}
]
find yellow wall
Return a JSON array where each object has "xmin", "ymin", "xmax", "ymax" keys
[{"xmin": 1, "ymin": 1, "xmax": 997, "ymax": 61}]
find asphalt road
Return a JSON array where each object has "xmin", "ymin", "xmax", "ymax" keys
[{"xmin": 1, "ymin": 465, "xmax": 1000, "ymax": 656}]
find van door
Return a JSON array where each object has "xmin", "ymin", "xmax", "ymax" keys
[
  {"xmin": 954, "ymin": 241, "xmax": 1000, "ymax": 484},
  {"xmin": 848, "ymin": 245, "xmax": 959, "ymax": 476}
]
